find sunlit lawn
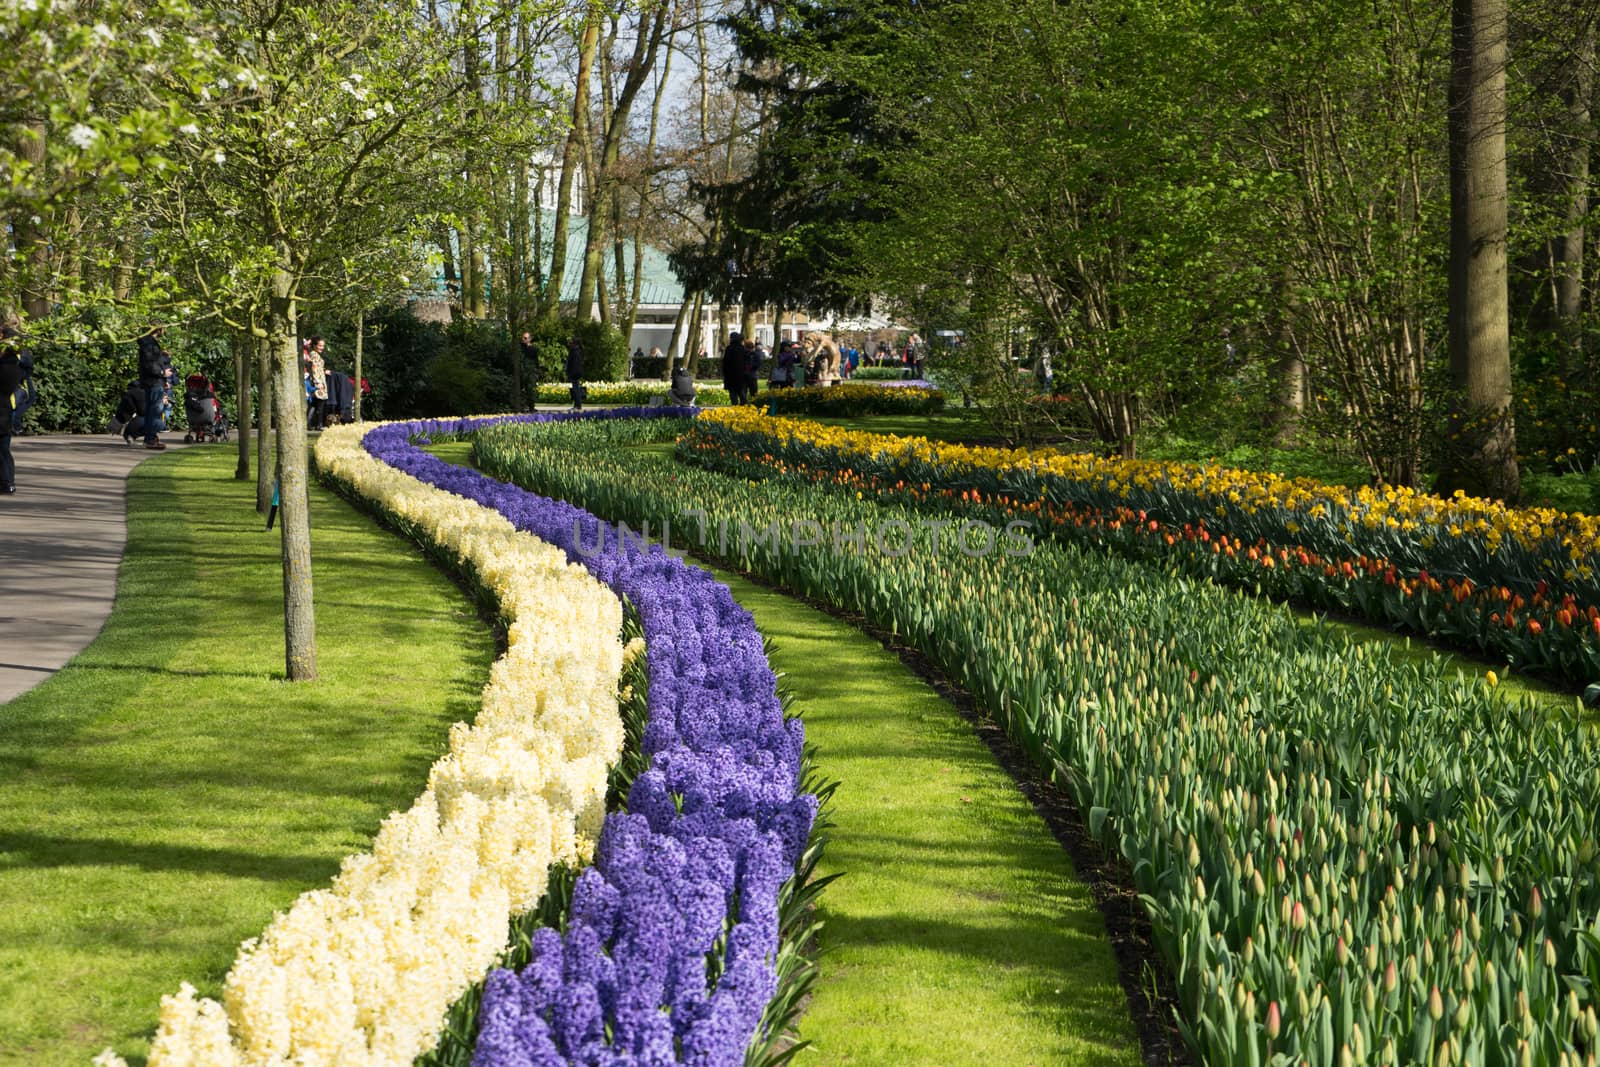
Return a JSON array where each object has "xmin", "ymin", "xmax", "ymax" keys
[{"xmin": 0, "ymin": 447, "xmax": 494, "ymax": 1066}]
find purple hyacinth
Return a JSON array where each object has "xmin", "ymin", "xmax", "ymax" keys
[{"xmin": 358, "ymin": 412, "xmax": 814, "ymax": 1067}]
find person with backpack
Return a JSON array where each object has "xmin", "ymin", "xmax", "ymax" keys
[
  {"xmin": 565, "ymin": 336, "xmax": 586, "ymax": 410},
  {"xmin": 0, "ymin": 325, "xmax": 25, "ymax": 493},
  {"xmin": 137, "ymin": 325, "xmax": 171, "ymax": 450}
]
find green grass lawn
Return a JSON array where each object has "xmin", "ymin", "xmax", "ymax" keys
[
  {"xmin": 0, "ymin": 446, "xmax": 494, "ymax": 1066},
  {"xmin": 719, "ymin": 572, "xmax": 1141, "ymax": 1066}
]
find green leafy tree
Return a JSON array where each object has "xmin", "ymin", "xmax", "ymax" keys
[{"xmin": 139, "ymin": 0, "xmax": 555, "ymax": 681}]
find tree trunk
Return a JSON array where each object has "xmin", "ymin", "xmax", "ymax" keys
[
  {"xmin": 13, "ymin": 122, "xmax": 50, "ymax": 321},
  {"xmin": 256, "ymin": 334, "xmax": 275, "ymax": 514},
  {"xmin": 354, "ymin": 309, "xmax": 365, "ymax": 423},
  {"xmin": 1268, "ymin": 270, "xmax": 1304, "ymax": 447},
  {"xmin": 437, "ymin": 224, "xmax": 459, "ymax": 319},
  {"xmin": 578, "ymin": 5, "xmax": 667, "ymax": 323},
  {"xmin": 543, "ymin": 11, "xmax": 601, "ymax": 320},
  {"xmin": 1548, "ymin": 21, "xmax": 1594, "ymax": 377},
  {"xmin": 234, "ymin": 332, "xmax": 252, "ymax": 481},
  {"xmin": 664, "ymin": 295, "xmax": 694, "ymax": 379},
  {"xmin": 1443, "ymin": 0, "xmax": 1518, "ymax": 501},
  {"xmin": 269, "ymin": 265, "xmax": 317, "ymax": 681},
  {"xmin": 687, "ymin": 291, "xmax": 706, "ymax": 376}
]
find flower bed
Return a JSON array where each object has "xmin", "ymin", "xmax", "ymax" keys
[
  {"xmin": 764, "ymin": 382, "xmax": 944, "ymax": 416},
  {"xmin": 684, "ymin": 408, "xmax": 1600, "ymax": 690},
  {"xmin": 472, "ymin": 415, "xmax": 1600, "ymax": 1066},
  {"xmin": 101, "ymin": 424, "xmax": 628, "ymax": 1067},
  {"xmin": 359, "ymin": 412, "xmax": 818, "ymax": 1065},
  {"xmin": 533, "ymin": 381, "xmax": 732, "ymax": 407}
]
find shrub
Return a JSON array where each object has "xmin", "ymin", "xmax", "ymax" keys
[{"xmin": 521, "ymin": 317, "xmax": 628, "ymax": 384}]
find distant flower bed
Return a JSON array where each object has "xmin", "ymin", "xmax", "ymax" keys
[
  {"xmin": 765, "ymin": 382, "xmax": 944, "ymax": 416},
  {"xmin": 534, "ymin": 381, "xmax": 732, "ymax": 407},
  {"xmin": 687, "ymin": 408, "xmax": 1600, "ymax": 690}
]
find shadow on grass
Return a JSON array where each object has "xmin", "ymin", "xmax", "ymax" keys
[{"xmin": 0, "ymin": 830, "xmax": 341, "ymax": 885}]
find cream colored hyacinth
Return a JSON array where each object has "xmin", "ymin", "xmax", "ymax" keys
[{"xmin": 98, "ymin": 423, "xmax": 625, "ymax": 1067}]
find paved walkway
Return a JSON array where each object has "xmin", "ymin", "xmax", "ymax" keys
[{"xmin": 0, "ymin": 433, "xmax": 194, "ymax": 703}]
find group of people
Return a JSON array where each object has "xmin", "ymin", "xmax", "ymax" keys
[
  {"xmin": 720, "ymin": 332, "xmax": 766, "ymax": 405},
  {"xmin": 303, "ymin": 336, "xmax": 363, "ymax": 430},
  {"xmin": 718, "ymin": 331, "xmax": 850, "ymax": 403},
  {"xmin": 513, "ymin": 331, "xmax": 596, "ymax": 411}
]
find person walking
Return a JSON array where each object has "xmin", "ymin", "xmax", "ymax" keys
[
  {"xmin": 565, "ymin": 336, "xmax": 586, "ymax": 410},
  {"xmin": 519, "ymin": 331, "xmax": 540, "ymax": 408},
  {"xmin": 137, "ymin": 325, "xmax": 170, "ymax": 450},
  {"xmin": 304, "ymin": 335, "xmax": 329, "ymax": 430},
  {"xmin": 722, "ymin": 332, "xmax": 746, "ymax": 405},
  {"xmin": 743, "ymin": 337, "xmax": 761, "ymax": 404},
  {"xmin": 0, "ymin": 325, "xmax": 25, "ymax": 493}
]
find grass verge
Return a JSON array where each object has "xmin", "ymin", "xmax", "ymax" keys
[{"xmin": 0, "ymin": 446, "xmax": 494, "ymax": 1066}]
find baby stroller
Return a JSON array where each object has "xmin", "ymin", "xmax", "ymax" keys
[{"xmin": 182, "ymin": 373, "xmax": 230, "ymax": 443}]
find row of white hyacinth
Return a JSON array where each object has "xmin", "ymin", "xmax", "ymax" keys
[{"xmin": 96, "ymin": 423, "xmax": 627, "ymax": 1067}]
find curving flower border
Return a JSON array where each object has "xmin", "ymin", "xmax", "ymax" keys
[
  {"xmin": 102, "ymin": 422, "xmax": 628, "ymax": 1067},
  {"xmin": 359, "ymin": 411, "xmax": 817, "ymax": 1066}
]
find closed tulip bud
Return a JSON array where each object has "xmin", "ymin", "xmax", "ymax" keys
[
  {"xmin": 1545, "ymin": 938, "xmax": 1558, "ymax": 968},
  {"xmin": 1253, "ymin": 870, "xmax": 1267, "ymax": 897},
  {"xmin": 1531, "ymin": 885, "xmax": 1544, "ymax": 918},
  {"xmin": 1469, "ymin": 911, "xmax": 1481, "ymax": 941},
  {"xmin": 1266, "ymin": 1000, "xmax": 1281, "ymax": 1039},
  {"xmin": 1342, "ymin": 1045, "xmax": 1355, "ymax": 1067},
  {"xmin": 1437, "ymin": 1039, "xmax": 1452, "ymax": 1067},
  {"xmin": 1281, "ymin": 895, "xmax": 1293, "ymax": 926},
  {"xmin": 1493, "ymin": 855, "xmax": 1506, "ymax": 883},
  {"xmin": 1292, "ymin": 900, "xmax": 1307, "ymax": 930},
  {"xmin": 1244, "ymin": 936, "xmax": 1256, "ymax": 964},
  {"xmin": 1429, "ymin": 985, "xmax": 1444, "ymax": 1021},
  {"xmin": 1365, "ymin": 942, "xmax": 1378, "ymax": 971},
  {"xmin": 1188, "ymin": 835, "xmax": 1200, "ymax": 869},
  {"xmin": 1296, "ymin": 986, "xmax": 1311, "ymax": 1018},
  {"xmin": 1336, "ymin": 937, "xmax": 1349, "ymax": 965},
  {"xmin": 1196, "ymin": 875, "xmax": 1207, "ymax": 902},
  {"xmin": 1519, "ymin": 1042, "xmax": 1533, "ymax": 1067},
  {"xmin": 1569, "ymin": 990, "xmax": 1581, "ymax": 1020},
  {"xmin": 1455, "ymin": 996, "xmax": 1471, "ymax": 1028},
  {"xmin": 1384, "ymin": 960, "xmax": 1398, "ymax": 993}
]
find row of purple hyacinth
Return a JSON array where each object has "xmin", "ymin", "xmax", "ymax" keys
[{"xmin": 363, "ymin": 410, "xmax": 817, "ymax": 1067}]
